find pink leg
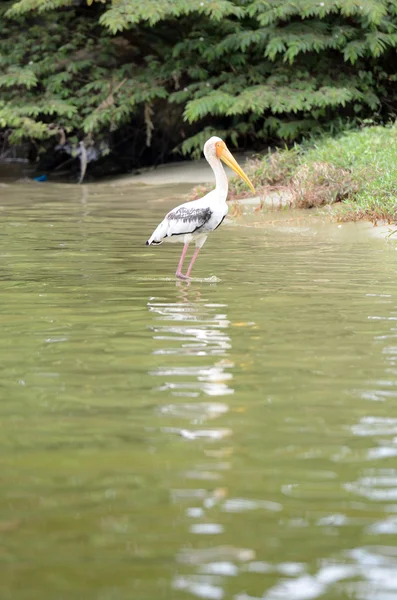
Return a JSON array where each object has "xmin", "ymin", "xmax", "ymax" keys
[
  {"xmin": 185, "ymin": 247, "xmax": 201, "ymax": 278},
  {"xmin": 176, "ymin": 242, "xmax": 189, "ymax": 278}
]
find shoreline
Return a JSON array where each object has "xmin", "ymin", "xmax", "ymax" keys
[{"xmin": 1, "ymin": 156, "xmax": 395, "ymax": 241}]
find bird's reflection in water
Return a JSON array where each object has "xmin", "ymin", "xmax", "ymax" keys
[
  {"xmin": 148, "ymin": 283, "xmax": 254, "ymax": 600},
  {"xmin": 148, "ymin": 283, "xmax": 234, "ymax": 400},
  {"xmin": 147, "ymin": 280, "xmax": 235, "ymax": 436}
]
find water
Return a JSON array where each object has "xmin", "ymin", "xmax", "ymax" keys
[{"xmin": 1, "ymin": 181, "xmax": 397, "ymax": 600}]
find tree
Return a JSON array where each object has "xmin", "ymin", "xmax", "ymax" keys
[{"xmin": 1, "ymin": 0, "xmax": 397, "ymax": 170}]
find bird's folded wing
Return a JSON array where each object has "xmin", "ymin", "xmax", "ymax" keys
[
  {"xmin": 147, "ymin": 204, "xmax": 213, "ymax": 245},
  {"xmin": 166, "ymin": 206, "xmax": 212, "ymax": 236}
]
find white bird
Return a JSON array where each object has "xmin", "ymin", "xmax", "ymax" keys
[{"xmin": 146, "ymin": 136, "xmax": 255, "ymax": 279}]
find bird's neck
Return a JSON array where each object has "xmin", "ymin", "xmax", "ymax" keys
[{"xmin": 209, "ymin": 155, "xmax": 228, "ymax": 201}]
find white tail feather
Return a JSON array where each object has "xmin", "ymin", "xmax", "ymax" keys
[{"xmin": 146, "ymin": 218, "xmax": 169, "ymax": 245}]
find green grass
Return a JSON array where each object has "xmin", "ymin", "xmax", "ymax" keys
[
  {"xmin": 303, "ymin": 125, "xmax": 397, "ymax": 222},
  {"xmin": 190, "ymin": 125, "xmax": 397, "ymax": 223}
]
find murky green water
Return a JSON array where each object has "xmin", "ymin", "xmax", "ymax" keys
[{"xmin": 1, "ymin": 181, "xmax": 397, "ymax": 600}]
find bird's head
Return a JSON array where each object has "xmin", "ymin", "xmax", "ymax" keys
[{"xmin": 204, "ymin": 136, "xmax": 256, "ymax": 194}]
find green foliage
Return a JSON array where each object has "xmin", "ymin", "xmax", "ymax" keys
[
  {"xmin": 99, "ymin": 0, "xmax": 244, "ymax": 33},
  {"xmin": 1, "ymin": 0, "xmax": 397, "ymax": 168}
]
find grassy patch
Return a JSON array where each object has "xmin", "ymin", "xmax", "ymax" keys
[
  {"xmin": 190, "ymin": 125, "xmax": 397, "ymax": 223},
  {"xmin": 303, "ymin": 126, "xmax": 397, "ymax": 222}
]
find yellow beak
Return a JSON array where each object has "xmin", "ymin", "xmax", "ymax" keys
[{"xmin": 217, "ymin": 143, "xmax": 256, "ymax": 194}]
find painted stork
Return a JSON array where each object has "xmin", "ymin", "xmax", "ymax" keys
[{"xmin": 146, "ymin": 136, "xmax": 255, "ymax": 279}]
